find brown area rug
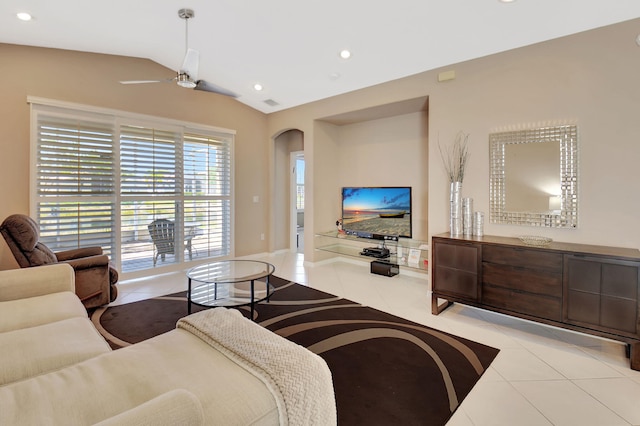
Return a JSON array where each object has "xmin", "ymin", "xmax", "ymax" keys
[{"xmin": 91, "ymin": 276, "xmax": 499, "ymax": 425}]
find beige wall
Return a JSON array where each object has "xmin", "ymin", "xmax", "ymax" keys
[
  {"xmin": 269, "ymin": 18, "xmax": 640, "ymax": 266},
  {"xmin": 334, "ymin": 111, "xmax": 429, "ymax": 240},
  {"xmin": 0, "ymin": 43, "xmax": 269, "ymax": 269}
]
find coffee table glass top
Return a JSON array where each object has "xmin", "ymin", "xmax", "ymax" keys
[
  {"xmin": 186, "ymin": 260, "xmax": 275, "ymax": 310},
  {"xmin": 187, "ymin": 260, "xmax": 275, "ymax": 284}
]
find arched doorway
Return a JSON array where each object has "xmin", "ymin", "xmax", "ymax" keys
[{"xmin": 273, "ymin": 129, "xmax": 304, "ymax": 252}]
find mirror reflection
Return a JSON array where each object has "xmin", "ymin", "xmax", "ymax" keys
[{"xmin": 504, "ymin": 141, "xmax": 560, "ymax": 212}]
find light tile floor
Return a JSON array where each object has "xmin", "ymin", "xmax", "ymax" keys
[{"xmin": 114, "ymin": 251, "xmax": 640, "ymax": 426}]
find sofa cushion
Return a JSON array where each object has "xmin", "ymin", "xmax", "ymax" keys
[
  {"xmin": 0, "ymin": 291, "xmax": 88, "ymax": 333},
  {"xmin": 0, "ymin": 263, "xmax": 75, "ymax": 302},
  {"xmin": 0, "ymin": 328, "xmax": 280, "ymax": 425},
  {"xmin": 0, "ymin": 317, "xmax": 111, "ymax": 385},
  {"xmin": 93, "ymin": 389, "xmax": 204, "ymax": 426}
]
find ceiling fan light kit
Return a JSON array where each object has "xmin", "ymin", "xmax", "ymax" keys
[
  {"xmin": 119, "ymin": 8, "xmax": 237, "ymax": 98},
  {"xmin": 177, "ymin": 73, "xmax": 196, "ymax": 88}
]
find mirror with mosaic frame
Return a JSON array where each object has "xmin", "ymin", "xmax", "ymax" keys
[{"xmin": 489, "ymin": 125, "xmax": 578, "ymax": 228}]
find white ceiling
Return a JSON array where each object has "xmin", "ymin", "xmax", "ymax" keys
[{"xmin": 2, "ymin": 1, "xmax": 640, "ymax": 113}]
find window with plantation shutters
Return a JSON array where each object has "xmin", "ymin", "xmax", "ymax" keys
[
  {"xmin": 119, "ymin": 125, "xmax": 182, "ymax": 271},
  {"xmin": 183, "ymin": 133, "xmax": 232, "ymax": 260},
  {"xmin": 30, "ymin": 99, "xmax": 234, "ymax": 274},
  {"xmin": 35, "ymin": 114, "xmax": 116, "ymax": 255}
]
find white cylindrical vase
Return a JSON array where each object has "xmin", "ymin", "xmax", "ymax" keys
[
  {"xmin": 463, "ymin": 197, "xmax": 473, "ymax": 236},
  {"xmin": 473, "ymin": 211, "xmax": 484, "ymax": 237},
  {"xmin": 450, "ymin": 182, "xmax": 462, "ymax": 235}
]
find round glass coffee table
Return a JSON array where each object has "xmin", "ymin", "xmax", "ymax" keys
[{"xmin": 186, "ymin": 260, "xmax": 275, "ymax": 318}]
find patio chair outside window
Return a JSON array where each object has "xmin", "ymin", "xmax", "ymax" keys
[{"xmin": 148, "ymin": 219, "xmax": 194, "ymax": 266}]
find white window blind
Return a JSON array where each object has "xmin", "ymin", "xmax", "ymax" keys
[
  {"xmin": 36, "ymin": 115, "xmax": 116, "ymax": 254},
  {"xmin": 120, "ymin": 125, "xmax": 179, "ymax": 195},
  {"xmin": 184, "ymin": 133, "xmax": 232, "ymax": 259},
  {"xmin": 31, "ymin": 100, "xmax": 234, "ymax": 273},
  {"xmin": 119, "ymin": 125, "xmax": 182, "ymax": 270}
]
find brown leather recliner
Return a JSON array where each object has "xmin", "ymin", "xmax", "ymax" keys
[{"xmin": 0, "ymin": 214, "xmax": 118, "ymax": 308}]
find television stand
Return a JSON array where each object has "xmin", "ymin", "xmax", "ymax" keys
[{"xmin": 314, "ymin": 230, "xmax": 428, "ymax": 273}]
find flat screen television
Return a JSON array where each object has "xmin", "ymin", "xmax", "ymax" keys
[{"xmin": 341, "ymin": 187, "xmax": 412, "ymax": 239}]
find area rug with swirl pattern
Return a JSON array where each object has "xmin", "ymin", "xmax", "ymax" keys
[{"xmin": 91, "ymin": 276, "xmax": 499, "ymax": 425}]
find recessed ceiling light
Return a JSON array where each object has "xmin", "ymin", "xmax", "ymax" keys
[
  {"xmin": 16, "ymin": 12, "xmax": 32, "ymax": 21},
  {"xmin": 339, "ymin": 49, "xmax": 351, "ymax": 60},
  {"xmin": 253, "ymin": 83, "xmax": 263, "ymax": 91},
  {"xmin": 499, "ymin": 0, "xmax": 516, "ymax": 2}
]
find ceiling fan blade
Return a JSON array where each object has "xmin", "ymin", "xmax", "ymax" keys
[
  {"xmin": 119, "ymin": 78, "xmax": 175, "ymax": 85},
  {"xmin": 180, "ymin": 48, "xmax": 199, "ymax": 81},
  {"xmin": 195, "ymin": 80, "xmax": 238, "ymax": 98},
  {"xmin": 120, "ymin": 80, "xmax": 163, "ymax": 84}
]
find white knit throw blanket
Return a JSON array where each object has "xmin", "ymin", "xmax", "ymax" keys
[{"xmin": 177, "ymin": 308, "xmax": 337, "ymax": 426}]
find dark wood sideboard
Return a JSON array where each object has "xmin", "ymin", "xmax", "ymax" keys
[{"xmin": 431, "ymin": 233, "xmax": 640, "ymax": 371}]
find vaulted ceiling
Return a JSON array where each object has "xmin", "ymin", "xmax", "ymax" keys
[{"xmin": 2, "ymin": 1, "xmax": 639, "ymax": 113}]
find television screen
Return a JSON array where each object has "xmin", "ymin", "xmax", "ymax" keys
[{"xmin": 342, "ymin": 187, "xmax": 412, "ymax": 239}]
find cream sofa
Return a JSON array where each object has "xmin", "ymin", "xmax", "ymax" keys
[{"xmin": 0, "ymin": 264, "xmax": 336, "ymax": 425}]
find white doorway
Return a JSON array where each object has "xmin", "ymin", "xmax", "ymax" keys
[{"xmin": 290, "ymin": 151, "xmax": 304, "ymax": 252}]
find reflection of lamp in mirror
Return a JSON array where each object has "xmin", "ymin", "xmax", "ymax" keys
[{"xmin": 548, "ymin": 195, "xmax": 561, "ymax": 213}]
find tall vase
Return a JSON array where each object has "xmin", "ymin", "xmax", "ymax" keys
[{"xmin": 450, "ymin": 181, "xmax": 462, "ymax": 235}]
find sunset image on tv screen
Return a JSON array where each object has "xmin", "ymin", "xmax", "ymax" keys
[{"xmin": 342, "ymin": 187, "xmax": 412, "ymax": 238}]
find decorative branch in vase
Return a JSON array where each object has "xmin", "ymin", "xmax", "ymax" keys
[
  {"xmin": 438, "ymin": 132, "xmax": 470, "ymax": 184},
  {"xmin": 439, "ymin": 132, "xmax": 470, "ymax": 235}
]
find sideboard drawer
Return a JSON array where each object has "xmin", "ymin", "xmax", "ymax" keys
[
  {"xmin": 483, "ymin": 262, "xmax": 562, "ymax": 298},
  {"xmin": 483, "ymin": 285, "xmax": 562, "ymax": 321},
  {"xmin": 483, "ymin": 245, "xmax": 562, "ymax": 272}
]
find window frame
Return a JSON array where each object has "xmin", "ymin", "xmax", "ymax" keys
[{"xmin": 29, "ymin": 97, "xmax": 235, "ymax": 276}]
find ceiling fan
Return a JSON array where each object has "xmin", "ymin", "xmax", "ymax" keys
[{"xmin": 120, "ymin": 8, "xmax": 237, "ymax": 98}]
